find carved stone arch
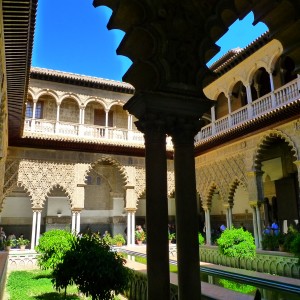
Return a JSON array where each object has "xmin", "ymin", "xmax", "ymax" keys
[
  {"xmin": 228, "ymin": 77, "xmax": 247, "ymax": 92},
  {"xmin": 46, "ymin": 184, "xmax": 73, "ymax": 208},
  {"xmin": 85, "ymin": 156, "xmax": 129, "ymax": 187},
  {"xmin": 60, "ymin": 93, "xmax": 81, "ymax": 107},
  {"xmin": 27, "ymin": 88, "xmax": 35, "ymax": 99},
  {"xmin": 254, "ymin": 130, "xmax": 298, "ymax": 171},
  {"xmin": 204, "ymin": 182, "xmax": 221, "ymax": 208},
  {"xmin": 108, "ymin": 101, "xmax": 125, "ymax": 110},
  {"xmin": 15, "ymin": 182, "xmax": 36, "ymax": 208},
  {"xmin": 227, "ymin": 178, "xmax": 246, "ymax": 206},
  {"xmin": 211, "ymin": 89, "xmax": 227, "ymax": 101},
  {"xmin": 137, "ymin": 189, "xmax": 146, "ymax": 201},
  {"xmin": 84, "ymin": 97, "xmax": 108, "ymax": 109},
  {"xmin": 36, "ymin": 89, "xmax": 59, "ymax": 103},
  {"xmin": 247, "ymin": 63, "xmax": 269, "ymax": 85},
  {"xmin": 269, "ymin": 42, "xmax": 284, "ymax": 74}
]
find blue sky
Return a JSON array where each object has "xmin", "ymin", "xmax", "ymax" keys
[{"xmin": 32, "ymin": 0, "xmax": 268, "ymax": 82}]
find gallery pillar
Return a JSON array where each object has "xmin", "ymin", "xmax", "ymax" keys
[
  {"xmin": 138, "ymin": 117, "xmax": 170, "ymax": 300},
  {"xmin": 171, "ymin": 123, "xmax": 201, "ymax": 300}
]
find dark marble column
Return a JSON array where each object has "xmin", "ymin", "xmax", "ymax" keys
[
  {"xmin": 170, "ymin": 120, "xmax": 201, "ymax": 300},
  {"xmin": 137, "ymin": 116, "xmax": 170, "ymax": 300}
]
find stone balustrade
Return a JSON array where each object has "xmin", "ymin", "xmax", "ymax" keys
[{"xmin": 200, "ymin": 246, "xmax": 300, "ymax": 278}]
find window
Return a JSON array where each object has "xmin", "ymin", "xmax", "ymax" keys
[
  {"xmin": 35, "ymin": 102, "xmax": 44, "ymax": 119},
  {"xmin": 25, "ymin": 101, "xmax": 33, "ymax": 118},
  {"xmin": 26, "ymin": 101, "xmax": 44, "ymax": 119},
  {"xmin": 96, "ymin": 177, "xmax": 101, "ymax": 185},
  {"xmin": 86, "ymin": 176, "xmax": 92, "ymax": 185}
]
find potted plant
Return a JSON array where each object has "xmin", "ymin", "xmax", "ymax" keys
[
  {"xmin": 168, "ymin": 232, "xmax": 175, "ymax": 243},
  {"xmin": 135, "ymin": 230, "xmax": 146, "ymax": 245},
  {"xmin": 113, "ymin": 234, "xmax": 126, "ymax": 246},
  {"xmin": 4, "ymin": 239, "xmax": 13, "ymax": 251},
  {"xmin": 17, "ymin": 237, "xmax": 30, "ymax": 250}
]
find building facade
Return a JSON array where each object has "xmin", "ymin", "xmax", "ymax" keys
[
  {"xmin": 1, "ymin": 1, "xmax": 300, "ymax": 299},
  {"xmin": 1, "ymin": 34, "xmax": 299, "ymax": 251}
]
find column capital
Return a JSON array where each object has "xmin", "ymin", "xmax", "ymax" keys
[
  {"xmin": 293, "ymin": 160, "xmax": 300, "ymax": 167},
  {"xmin": 249, "ymin": 201, "xmax": 259, "ymax": 208},
  {"xmin": 125, "ymin": 208, "xmax": 136, "ymax": 213},
  {"xmin": 246, "ymin": 170, "xmax": 264, "ymax": 177},
  {"xmin": 124, "ymin": 91, "xmax": 213, "ymax": 126}
]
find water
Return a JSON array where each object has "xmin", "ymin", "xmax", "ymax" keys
[
  {"xmin": 122, "ymin": 251, "xmax": 300, "ymax": 300},
  {"xmin": 200, "ymin": 271, "xmax": 300, "ymax": 300}
]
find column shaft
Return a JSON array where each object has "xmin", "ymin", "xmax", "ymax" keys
[
  {"xmin": 131, "ymin": 212, "xmax": 135, "ymax": 245},
  {"xmin": 144, "ymin": 128, "xmax": 170, "ymax": 300},
  {"xmin": 127, "ymin": 212, "xmax": 131, "ymax": 246},
  {"xmin": 71, "ymin": 212, "xmax": 76, "ymax": 233},
  {"xmin": 76, "ymin": 212, "xmax": 81, "ymax": 234},
  {"xmin": 252, "ymin": 206, "xmax": 259, "ymax": 247},
  {"xmin": 173, "ymin": 134, "xmax": 201, "ymax": 299},
  {"xmin": 31, "ymin": 211, "xmax": 37, "ymax": 250},
  {"xmin": 256, "ymin": 206, "xmax": 263, "ymax": 248},
  {"xmin": 35, "ymin": 211, "xmax": 41, "ymax": 246}
]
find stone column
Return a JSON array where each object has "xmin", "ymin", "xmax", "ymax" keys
[
  {"xmin": 30, "ymin": 210, "xmax": 37, "ymax": 250},
  {"xmin": 247, "ymin": 170, "xmax": 264, "ymax": 247},
  {"xmin": 126, "ymin": 210, "xmax": 131, "ymax": 245},
  {"xmin": 55, "ymin": 104, "xmax": 60, "ymax": 134},
  {"xmin": 171, "ymin": 120, "xmax": 201, "ymax": 300},
  {"xmin": 227, "ymin": 93, "xmax": 232, "ymax": 126},
  {"xmin": 31, "ymin": 100, "xmax": 37, "ymax": 131},
  {"xmin": 76, "ymin": 211, "xmax": 81, "ymax": 234},
  {"xmin": 226, "ymin": 208, "xmax": 230, "ymax": 228},
  {"xmin": 140, "ymin": 118, "xmax": 170, "ymax": 300},
  {"xmin": 256, "ymin": 204, "xmax": 263, "ymax": 248},
  {"xmin": 211, "ymin": 105, "xmax": 216, "ymax": 135},
  {"xmin": 123, "ymin": 91, "xmax": 212, "ymax": 300},
  {"xmin": 268, "ymin": 71, "xmax": 275, "ymax": 92},
  {"xmin": 125, "ymin": 186, "xmax": 137, "ymax": 245},
  {"xmin": 246, "ymin": 84, "xmax": 253, "ymax": 104},
  {"xmin": 251, "ymin": 203, "xmax": 259, "ymax": 248},
  {"xmin": 204, "ymin": 208, "xmax": 211, "ymax": 245},
  {"xmin": 71, "ymin": 211, "xmax": 76, "ymax": 233},
  {"xmin": 105, "ymin": 109, "xmax": 109, "ymax": 138},
  {"xmin": 228, "ymin": 206, "xmax": 233, "ymax": 228},
  {"xmin": 30, "ymin": 209, "xmax": 42, "ymax": 249}
]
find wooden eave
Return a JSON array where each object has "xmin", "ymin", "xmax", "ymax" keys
[
  {"xmin": 30, "ymin": 68, "xmax": 135, "ymax": 95},
  {"xmin": 3, "ymin": 0, "xmax": 38, "ymax": 145}
]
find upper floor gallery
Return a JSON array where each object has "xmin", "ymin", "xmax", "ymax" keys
[{"xmin": 24, "ymin": 36, "xmax": 300, "ymax": 151}]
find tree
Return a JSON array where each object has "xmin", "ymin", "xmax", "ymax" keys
[
  {"xmin": 52, "ymin": 234, "xmax": 132, "ymax": 300},
  {"xmin": 35, "ymin": 229, "xmax": 75, "ymax": 270},
  {"xmin": 217, "ymin": 227, "xmax": 256, "ymax": 267}
]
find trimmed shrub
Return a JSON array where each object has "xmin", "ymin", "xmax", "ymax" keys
[
  {"xmin": 198, "ymin": 232, "xmax": 205, "ymax": 245},
  {"xmin": 290, "ymin": 233, "xmax": 300, "ymax": 265},
  {"xmin": 52, "ymin": 234, "xmax": 132, "ymax": 300},
  {"xmin": 35, "ymin": 229, "xmax": 75, "ymax": 270},
  {"xmin": 217, "ymin": 227, "xmax": 256, "ymax": 263}
]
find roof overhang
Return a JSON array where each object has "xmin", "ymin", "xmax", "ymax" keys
[{"xmin": 3, "ymin": 0, "xmax": 38, "ymax": 145}]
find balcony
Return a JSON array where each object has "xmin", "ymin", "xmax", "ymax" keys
[
  {"xmin": 23, "ymin": 120, "xmax": 174, "ymax": 149},
  {"xmin": 23, "ymin": 77, "xmax": 299, "ymax": 149},
  {"xmin": 195, "ymin": 76, "xmax": 300, "ymax": 143}
]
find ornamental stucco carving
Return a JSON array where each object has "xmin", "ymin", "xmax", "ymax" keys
[
  {"xmin": 17, "ymin": 160, "xmax": 75, "ymax": 208},
  {"xmin": 135, "ymin": 167, "xmax": 145, "ymax": 199},
  {"xmin": 196, "ymin": 153, "xmax": 246, "ymax": 206}
]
